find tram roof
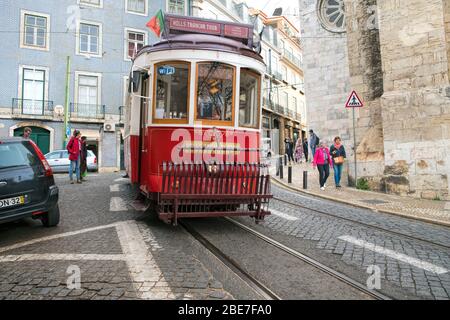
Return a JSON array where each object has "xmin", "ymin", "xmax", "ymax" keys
[{"xmin": 135, "ymin": 34, "xmax": 264, "ymax": 64}]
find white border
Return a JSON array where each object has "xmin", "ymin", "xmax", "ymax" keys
[
  {"xmin": 19, "ymin": 10, "xmax": 50, "ymax": 52},
  {"xmin": 74, "ymin": 71, "xmax": 103, "ymax": 107},
  {"xmin": 125, "ymin": 0, "xmax": 148, "ymax": 16},
  {"xmin": 123, "ymin": 27, "xmax": 148, "ymax": 61},
  {"xmin": 18, "ymin": 65, "xmax": 50, "ymax": 104},
  {"xmin": 165, "ymin": 0, "xmax": 188, "ymax": 15},
  {"xmin": 76, "ymin": 20, "xmax": 103, "ymax": 58},
  {"xmin": 77, "ymin": 0, "xmax": 104, "ymax": 8}
]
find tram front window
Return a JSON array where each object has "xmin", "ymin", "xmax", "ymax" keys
[
  {"xmin": 154, "ymin": 61, "xmax": 189, "ymax": 122},
  {"xmin": 196, "ymin": 62, "xmax": 234, "ymax": 123},
  {"xmin": 239, "ymin": 69, "xmax": 260, "ymax": 128}
]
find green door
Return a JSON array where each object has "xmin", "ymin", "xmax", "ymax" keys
[{"xmin": 14, "ymin": 126, "xmax": 50, "ymax": 154}]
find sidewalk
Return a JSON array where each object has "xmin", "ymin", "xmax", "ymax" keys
[{"xmin": 269, "ymin": 159, "xmax": 450, "ymax": 227}]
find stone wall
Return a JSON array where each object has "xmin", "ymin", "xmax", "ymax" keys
[
  {"xmin": 377, "ymin": 0, "xmax": 450, "ymax": 200},
  {"xmin": 299, "ymin": 0, "xmax": 353, "ymax": 189},
  {"xmin": 343, "ymin": 0, "xmax": 385, "ymax": 188}
]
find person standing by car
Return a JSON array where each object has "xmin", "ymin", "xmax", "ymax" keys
[
  {"xmin": 67, "ymin": 130, "xmax": 82, "ymax": 184},
  {"xmin": 330, "ymin": 136, "xmax": 347, "ymax": 188},
  {"xmin": 80, "ymin": 136, "xmax": 88, "ymax": 181},
  {"xmin": 313, "ymin": 141, "xmax": 333, "ymax": 190},
  {"xmin": 309, "ymin": 130, "xmax": 320, "ymax": 160},
  {"xmin": 303, "ymin": 138, "xmax": 309, "ymax": 162},
  {"xmin": 22, "ymin": 127, "xmax": 32, "ymax": 139}
]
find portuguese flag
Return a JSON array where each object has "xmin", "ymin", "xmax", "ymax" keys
[{"xmin": 146, "ymin": 10, "xmax": 164, "ymax": 37}]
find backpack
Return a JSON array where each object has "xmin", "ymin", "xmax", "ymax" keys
[{"xmin": 315, "ymin": 135, "xmax": 320, "ymax": 146}]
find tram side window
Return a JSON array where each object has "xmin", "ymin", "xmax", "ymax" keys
[
  {"xmin": 196, "ymin": 62, "xmax": 234, "ymax": 123},
  {"xmin": 239, "ymin": 69, "xmax": 260, "ymax": 128},
  {"xmin": 154, "ymin": 62, "xmax": 189, "ymax": 121}
]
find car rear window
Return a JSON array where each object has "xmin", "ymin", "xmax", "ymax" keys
[
  {"xmin": 88, "ymin": 150, "xmax": 95, "ymax": 157},
  {"xmin": 0, "ymin": 142, "xmax": 39, "ymax": 169}
]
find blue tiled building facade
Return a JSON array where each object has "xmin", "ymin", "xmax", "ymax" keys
[{"xmin": 0, "ymin": 0, "xmax": 188, "ymax": 171}]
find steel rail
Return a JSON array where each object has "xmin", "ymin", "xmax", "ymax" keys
[
  {"xmin": 224, "ymin": 217, "xmax": 392, "ymax": 301},
  {"xmin": 272, "ymin": 196, "xmax": 450, "ymax": 251},
  {"xmin": 179, "ymin": 220, "xmax": 282, "ymax": 300}
]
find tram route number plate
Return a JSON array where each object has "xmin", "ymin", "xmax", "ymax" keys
[{"xmin": 158, "ymin": 66, "xmax": 175, "ymax": 76}]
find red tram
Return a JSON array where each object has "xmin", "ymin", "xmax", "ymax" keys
[{"xmin": 124, "ymin": 14, "xmax": 272, "ymax": 225}]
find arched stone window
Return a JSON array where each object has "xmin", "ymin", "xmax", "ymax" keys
[{"xmin": 317, "ymin": 0, "xmax": 346, "ymax": 33}]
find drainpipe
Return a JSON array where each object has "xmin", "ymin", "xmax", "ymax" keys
[{"xmin": 63, "ymin": 56, "xmax": 71, "ymax": 149}]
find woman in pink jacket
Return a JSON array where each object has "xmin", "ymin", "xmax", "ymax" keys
[
  {"xmin": 313, "ymin": 141, "xmax": 333, "ymax": 190},
  {"xmin": 67, "ymin": 130, "xmax": 82, "ymax": 184}
]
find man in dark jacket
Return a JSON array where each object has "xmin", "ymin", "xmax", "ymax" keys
[
  {"xmin": 303, "ymin": 138, "xmax": 309, "ymax": 162},
  {"xmin": 285, "ymin": 138, "xmax": 295, "ymax": 163},
  {"xmin": 80, "ymin": 136, "xmax": 88, "ymax": 181},
  {"xmin": 309, "ymin": 130, "xmax": 320, "ymax": 160}
]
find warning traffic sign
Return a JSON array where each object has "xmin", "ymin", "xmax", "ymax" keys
[{"xmin": 345, "ymin": 90, "xmax": 364, "ymax": 108}]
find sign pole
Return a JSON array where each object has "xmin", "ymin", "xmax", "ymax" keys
[
  {"xmin": 345, "ymin": 90, "xmax": 363, "ymax": 187},
  {"xmin": 352, "ymin": 107, "xmax": 357, "ymax": 187}
]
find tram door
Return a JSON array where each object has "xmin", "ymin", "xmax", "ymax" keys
[{"xmin": 138, "ymin": 75, "xmax": 149, "ymax": 186}]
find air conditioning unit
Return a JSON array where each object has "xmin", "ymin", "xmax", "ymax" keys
[{"xmin": 104, "ymin": 122, "xmax": 116, "ymax": 132}]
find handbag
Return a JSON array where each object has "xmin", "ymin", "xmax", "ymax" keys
[{"xmin": 334, "ymin": 156, "xmax": 345, "ymax": 164}]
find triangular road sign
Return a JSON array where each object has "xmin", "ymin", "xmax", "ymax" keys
[{"xmin": 345, "ymin": 90, "xmax": 364, "ymax": 108}]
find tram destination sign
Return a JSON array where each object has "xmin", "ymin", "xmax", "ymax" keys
[
  {"xmin": 164, "ymin": 14, "xmax": 253, "ymax": 45},
  {"xmin": 169, "ymin": 17, "xmax": 221, "ymax": 35}
]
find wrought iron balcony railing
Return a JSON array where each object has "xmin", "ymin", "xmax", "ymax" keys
[
  {"xmin": 12, "ymin": 98, "xmax": 54, "ymax": 117},
  {"xmin": 70, "ymin": 103, "xmax": 105, "ymax": 120},
  {"xmin": 283, "ymin": 49, "xmax": 303, "ymax": 69}
]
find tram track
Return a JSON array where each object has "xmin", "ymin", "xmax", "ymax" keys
[
  {"xmin": 179, "ymin": 220, "xmax": 281, "ymax": 300},
  {"xmin": 272, "ymin": 196, "xmax": 450, "ymax": 251},
  {"xmin": 180, "ymin": 218, "xmax": 391, "ymax": 300}
]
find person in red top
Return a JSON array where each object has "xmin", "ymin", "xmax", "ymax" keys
[
  {"xmin": 313, "ymin": 141, "xmax": 333, "ymax": 190},
  {"xmin": 67, "ymin": 130, "xmax": 82, "ymax": 184}
]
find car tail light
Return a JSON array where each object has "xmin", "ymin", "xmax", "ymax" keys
[
  {"xmin": 94, "ymin": 157, "xmax": 97, "ymax": 164},
  {"xmin": 29, "ymin": 141, "xmax": 53, "ymax": 176}
]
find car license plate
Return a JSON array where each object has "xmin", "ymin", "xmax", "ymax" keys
[{"xmin": 0, "ymin": 196, "xmax": 25, "ymax": 209}]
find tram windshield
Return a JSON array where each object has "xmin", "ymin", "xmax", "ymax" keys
[
  {"xmin": 154, "ymin": 61, "xmax": 190, "ymax": 122},
  {"xmin": 196, "ymin": 62, "xmax": 234, "ymax": 123}
]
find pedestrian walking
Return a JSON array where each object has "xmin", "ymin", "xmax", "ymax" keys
[
  {"xmin": 80, "ymin": 136, "xmax": 88, "ymax": 181},
  {"xmin": 313, "ymin": 141, "xmax": 332, "ymax": 190},
  {"xmin": 303, "ymin": 138, "xmax": 309, "ymax": 162},
  {"xmin": 285, "ymin": 138, "xmax": 295, "ymax": 163},
  {"xmin": 22, "ymin": 127, "xmax": 32, "ymax": 139},
  {"xmin": 330, "ymin": 136, "xmax": 347, "ymax": 188},
  {"xmin": 294, "ymin": 137, "xmax": 304, "ymax": 163},
  {"xmin": 309, "ymin": 130, "xmax": 320, "ymax": 161},
  {"xmin": 67, "ymin": 130, "xmax": 82, "ymax": 184}
]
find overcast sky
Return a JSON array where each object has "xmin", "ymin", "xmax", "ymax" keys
[{"xmin": 244, "ymin": 0, "xmax": 300, "ymax": 28}]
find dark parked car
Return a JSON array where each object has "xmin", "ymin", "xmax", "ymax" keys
[{"xmin": 0, "ymin": 137, "xmax": 59, "ymax": 227}]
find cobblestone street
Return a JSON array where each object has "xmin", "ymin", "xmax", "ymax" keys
[
  {"xmin": 0, "ymin": 173, "xmax": 233, "ymax": 300},
  {"xmin": 0, "ymin": 172, "xmax": 449, "ymax": 300},
  {"xmin": 235, "ymin": 184, "xmax": 450, "ymax": 300}
]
